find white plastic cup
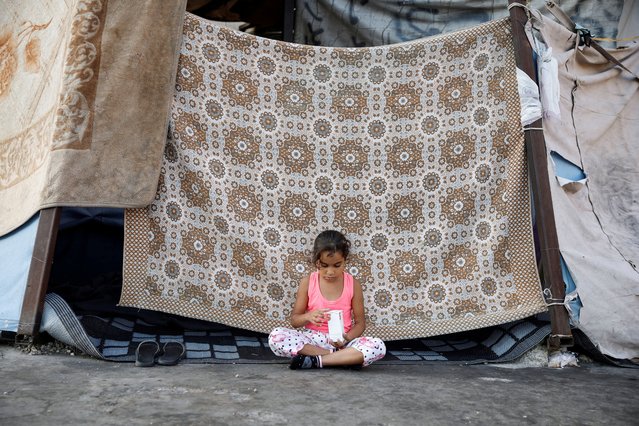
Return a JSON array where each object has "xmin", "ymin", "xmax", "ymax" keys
[{"xmin": 327, "ymin": 309, "xmax": 344, "ymax": 341}]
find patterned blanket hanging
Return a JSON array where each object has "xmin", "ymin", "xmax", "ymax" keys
[
  {"xmin": 0, "ymin": 0, "xmax": 185, "ymax": 236},
  {"xmin": 121, "ymin": 13, "xmax": 547, "ymax": 340}
]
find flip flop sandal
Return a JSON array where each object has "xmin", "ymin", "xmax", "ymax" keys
[
  {"xmin": 157, "ymin": 341, "xmax": 186, "ymax": 366},
  {"xmin": 135, "ymin": 340, "xmax": 160, "ymax": 367}
]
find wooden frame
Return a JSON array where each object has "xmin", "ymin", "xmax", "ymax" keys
[
  {"xmin": 16, "ymin": 207, "xmax": 61, "ymax": 339},
  {"xmin": 508, "ymin": 0, "xmax": 573, "ymax": 350}
]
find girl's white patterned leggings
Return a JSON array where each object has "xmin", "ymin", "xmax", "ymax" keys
[{"xmin": 268, "ymin": 326, "xmax": 386, "ymax": 367}]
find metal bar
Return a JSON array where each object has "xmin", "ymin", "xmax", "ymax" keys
[
  {"xmin": 508, "ymin": 0, "xmax": 573, "ymax": 350},
  {"xmin": 17, "ymin": 207, "xmax": 62, "ymax": 337}
]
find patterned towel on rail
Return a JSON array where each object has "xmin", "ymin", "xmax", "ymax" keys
[{"xmin": 121, "ymin": 13, "xmax": 547, "ymax": 340}]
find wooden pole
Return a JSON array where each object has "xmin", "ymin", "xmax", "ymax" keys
[
  {"xmin": 283, "ymin": 0, "xmax": 295, "ymax": 42},
  {"xmin": 17, "ymin": 207, "xmax": 61, "ymax": 339},
  {"xmin": 508, "ymin": 1, "xmax": 573, "ymax": 350}
]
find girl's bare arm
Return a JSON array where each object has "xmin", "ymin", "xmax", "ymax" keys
[
  {"xmin": 290, "ymin": 276, "xmax": 328, "ymax": 328},
  {"xmin": 344, "ymin": 278, "xmax": 366, "ymax": 342}
]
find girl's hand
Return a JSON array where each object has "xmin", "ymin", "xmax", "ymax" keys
[
  {"xmin": 306, "ymin": 309, "xmax": 329, "ymax": 327},
  {"xmin": 329, "ymin": 334, "xmax": 349, "ymax": 349}
]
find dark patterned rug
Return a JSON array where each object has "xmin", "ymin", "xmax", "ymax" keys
[{"xmin": 42, "ymin": 293, "xmax": 550, "ymax": 364}]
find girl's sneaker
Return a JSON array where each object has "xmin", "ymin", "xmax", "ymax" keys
[{"xmin": 289, "ymin": 354, "xmax": 321, "ymax": 369}]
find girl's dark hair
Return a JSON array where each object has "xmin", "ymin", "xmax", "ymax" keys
[{"xmin": 312, "ymin": 230, "xmax": 351, "ymax": 263}]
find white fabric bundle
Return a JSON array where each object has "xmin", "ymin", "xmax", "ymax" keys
[
  {"xmin": 537, "ymin": 46, "xmax": 561, "ymax": 120},
  {"xmin": 517, "ymin": 67, "xmax": 543, "ymax": 126}
]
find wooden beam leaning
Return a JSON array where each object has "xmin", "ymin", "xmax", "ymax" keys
[
  {"xmin": 507, "ymin": 1, "xmax": 573, "ymax": 350},
  {"xmin": 17, "ymin": 207, "xmax": 62, "ymax": 338}
]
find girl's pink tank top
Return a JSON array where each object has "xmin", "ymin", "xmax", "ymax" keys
[{"xmin": 305, "ymin": 271, "xmax": 354, "ymax": 334}]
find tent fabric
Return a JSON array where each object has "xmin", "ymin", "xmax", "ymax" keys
[
  {"xmin": 617, "ymin": 0, "xmax": 639, "ymax": 47},
  {"xmin": 294, "ymin": 0, "xmax": 626, "ymax": 48},
  {"xmin": 533, "ymin": 17, "xmax": 639, "ymax": 359},
  {"xmin": 0, "ymin": 214, "xmax": 39, "ymax": 332},
  {"xmin": 121, "ymin": 13, "xmax": 547, "ymax": 340},
  {"xmin": 0, "ymin": 0, "xmax": 187, "ymax": 237}
]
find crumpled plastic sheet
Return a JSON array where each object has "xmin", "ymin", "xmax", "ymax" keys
[
  {"xmin": 548, "ymin": 350, "xmax": 580, "ymax": 368},
  {"xmin": 537, "ymin": 46, "xmax": 561, "ymax": 120},
  {"xmin": 517, "ymin": 68, "xmax": 543, "ymax": 126}
]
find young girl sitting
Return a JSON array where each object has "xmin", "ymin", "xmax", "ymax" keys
[{"xmin": 268, "ymin": 230, "xmax": 386, "ymax": 369}]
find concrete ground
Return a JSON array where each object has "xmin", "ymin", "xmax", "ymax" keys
[{"xmin": 1, "ymin": 344, "xmax": 637, "ymax": 426}]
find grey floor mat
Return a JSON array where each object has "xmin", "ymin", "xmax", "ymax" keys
[{"xmin": 42, "ymin": 293, "xmax": 551, "ymax": 364}]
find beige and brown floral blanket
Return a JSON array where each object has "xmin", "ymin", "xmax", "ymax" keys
[
  {"xmin": 0, "ymin": 0, "xmax": 185, "ymax": 236},
  {"xmin": 121, "ymin": 13, "xmax": 547, "ymax": 340}
]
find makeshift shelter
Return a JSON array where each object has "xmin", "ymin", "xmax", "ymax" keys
[
  {"xmin": 0, "ymin": 0, "xmax": 188, "ymax": 335},
  {"xmin": 1, "ymin": 0, "xmax": 637, "ymax": 365}
]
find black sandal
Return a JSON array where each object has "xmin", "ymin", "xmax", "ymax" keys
[
  {"xmin": 157, "ymin": 341, "xmax": 186, "ymax": 366},
  {"xmin": 135, "ymin": 340, "xmax": 160, "ymax": 367}
]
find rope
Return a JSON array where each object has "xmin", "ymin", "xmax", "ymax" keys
[
  {"xmin": 507, "ymin": 2, "xmax": 528, "ymax": 11},
  {"xmin": 593, "ymin": 35, "xmax": 639, "ymax": 43},
  {"xmin": 507, "ymin": 1, "xmax": 533, "ymax": 20},
  {"xmin": 543, "ymin": 288, "xmax": 580, "ymax": 322},
  {"xmin": 544, "ymin": 1, "xmax": 639, "ymax": 81}
]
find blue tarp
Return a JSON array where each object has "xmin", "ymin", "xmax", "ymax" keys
[{"xmin": 0, "ymin": 213, "xmax": 39, "ymax": 332}]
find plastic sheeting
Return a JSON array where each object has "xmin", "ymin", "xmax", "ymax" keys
[
  {"xmin": 295, "ymin": 0, "xmax": 626, "ymax": 47},
  {"xmin": 0, "ymin": 213, "xmax": 39, "ymax": 332},
  {"xmin": 517, "ymin": 68, "xmax": 543, "ymax": 126}
]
